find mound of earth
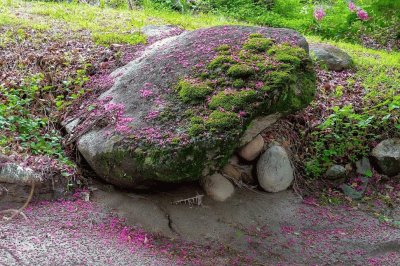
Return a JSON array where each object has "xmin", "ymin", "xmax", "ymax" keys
[{"xmin": 65, "ymin": 26, "xmax": 316, "ymax": 189}]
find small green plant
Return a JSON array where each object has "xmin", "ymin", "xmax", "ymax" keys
[
  {"xmin": 0, "ymin": 75, "xmax": 66, "ymax": 158},
  {"xmin": 92, "ymin": 32, "xmax": 146, "ymax": 46}
]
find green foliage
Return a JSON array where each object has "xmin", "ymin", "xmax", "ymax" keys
[
  {"xmin": 304, "ymin": 39, "xmax": 400, "ymax": 178},
  {"xmin": 0, "ymin": 74, "xmax": 68, "ymax": 159},
  {"xmin": 142, "ymin": 0, "xmax": 399, "ymax": 50},
  {"xmin": 12, "ymin": 0, "xmax": 398, "ymax": 49},
  {"xmin": 306, "ymin": 104, "xmax": 376, "ymax": 177}
]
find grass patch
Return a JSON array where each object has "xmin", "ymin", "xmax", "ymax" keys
[{"xmin": 1, "ymin": 0, "xmax": 241, "ymax": 45}]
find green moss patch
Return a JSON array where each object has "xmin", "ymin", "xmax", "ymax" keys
[
  {"xmin": 176, "ymin": 79, "xmax": 213, "ymax": 103},
  {"xmin": 243, "ymin": 37, "xmax": 273, "ymax": 52},
  {"xmin": 207, "ymin": 55, "xmax": 235, "ymax": 70},
  {"xmin": 227, "ymin": 64, "xmax": 255, "ymax": 78},
  {"xmin": 268, "ymin": 43, "xmax": 308, "ymax": 66},
  {"xmin": 205, "ymin": 110, "xmax": 240, "ymax": 133},
  {"xmin": 209, "ymin": 90, "xmax": 257, "ymax": 111}
]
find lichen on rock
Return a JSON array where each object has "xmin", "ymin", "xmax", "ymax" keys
[{"xmin": 67, "ymin": 26, "xmax": 316, "ymax": 188}]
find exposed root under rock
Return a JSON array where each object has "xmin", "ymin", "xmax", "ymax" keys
[{"xmin": 0, "ymin": 181, "xmax": 35, "ymax": 223}]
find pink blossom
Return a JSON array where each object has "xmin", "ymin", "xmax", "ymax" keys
[
  {"xmin": 314, "ymin": 7, "xmax": 326, "ymax": 22},
  {"xmin": 357, "ymin": 9, "xmax": 369, "ymax": 21},
  {"xmin": 348, "ymin": 2, "xmax": 356, "ymax": 12},
  {"xmin": 140, "ymin": 89, "xmax": 153, "ymax": 98},
  {"xmin": 154, "ymin": 97, "xmax": 164, "ymax": 106},
  {"xmin": 145, "ymin": 111, "xmax": 160, "ymax": 120},
  {"xmin": 238, "ymin": 111, "xmax": 247, "ymax": 117},
  {"xmin": 255, "ymin": 81, "xmax": 264, "ymax": 89}
]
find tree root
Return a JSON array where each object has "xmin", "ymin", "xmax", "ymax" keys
[{"xmin": 0, "ymin": 181, "xmax": 35, "ymax": 224}]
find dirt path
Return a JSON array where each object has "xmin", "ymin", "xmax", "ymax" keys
[
  {"xmin": 93, "ymin": 183, "xmax": 400, "ymax": 265},
  {"xmin": 1, "ymin": 184, "xmax": 400, "ymax": 265},
  {"xmin": 0, "ymin": 198, "xmax": 172, "ymax": 266}
]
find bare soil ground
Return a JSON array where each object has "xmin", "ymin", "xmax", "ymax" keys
[{"xmin": 2, "ymin": 183, "xmax": 400, "ymax": 265}]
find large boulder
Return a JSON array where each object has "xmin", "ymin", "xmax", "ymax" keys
[
  {"xmin": 309, "ymin": 43, "xmax": 352, "ymax": 71},
  {"xmin": 371, "ymin": 138, "xmax": 400, "ymax": 176},
  {"xmin": 65, "ymin": 26, "xmax": 316, "ymax": 188}
]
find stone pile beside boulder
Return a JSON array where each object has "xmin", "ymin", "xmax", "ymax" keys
[{"xmin": 207, "ymin": 124, "xmax": 295, "ymax": 201}]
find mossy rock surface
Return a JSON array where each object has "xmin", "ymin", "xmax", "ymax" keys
[{"xmin": 70, "ymin": 26, "xmax": 315, "ymax": 189}]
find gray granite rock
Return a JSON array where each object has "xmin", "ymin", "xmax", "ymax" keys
[
  {"xmin": 371, "ymin": 138, "xmax": 400, "ymax": 176},
  {"xmin": 310, "ymin": 43, "xmax": 352, "ymax": 71},
  {"xmin": 257, "ymin": 144, "xmax": 293, "ymax": 192}
]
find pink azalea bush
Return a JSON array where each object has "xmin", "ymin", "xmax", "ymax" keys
[
  {"xmin": 357, "ymin": 9, "xmax": 369, "ymax": 21},
  {"xmin": 314, "ymin": 2, "xmax": 369, "ymax": 23},
  {"xmin": 348, "ymin": 2, "xmax": 356, "ymax": 12},
  {"xmin": 313, "ymin": 7, "xmax": 326, "ymax": 22}
]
